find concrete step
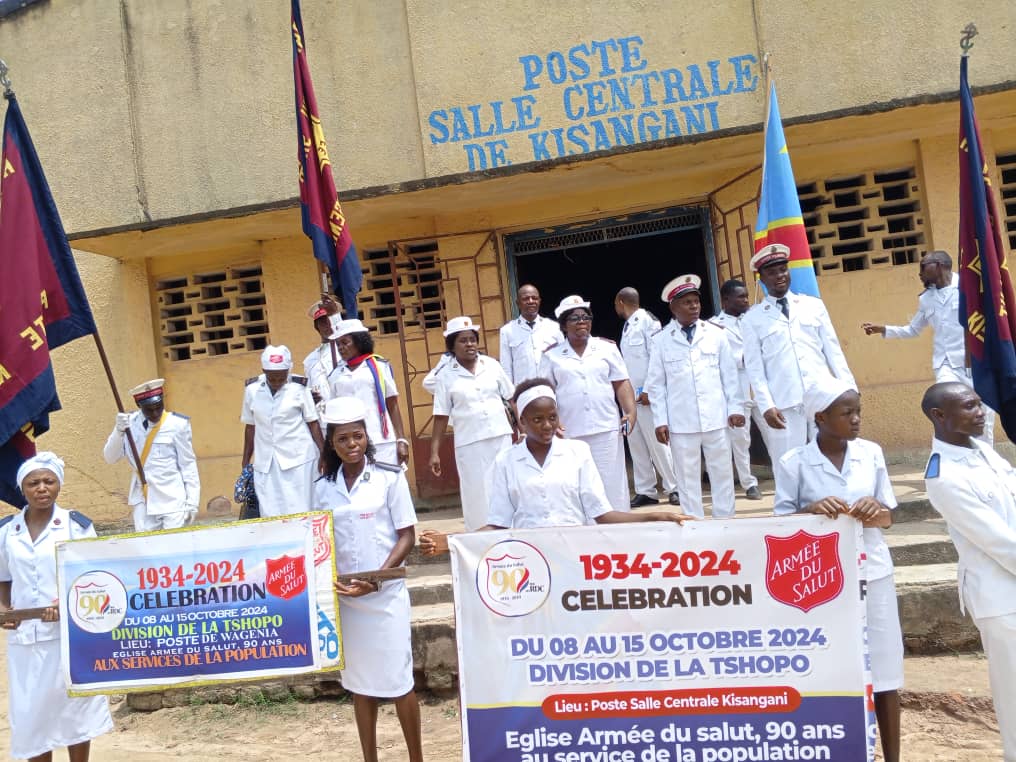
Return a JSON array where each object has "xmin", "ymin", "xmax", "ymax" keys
[
  {"xmin": 884, "ymin": 516, "xmax": 958, "ymax": 566},
  {"xmin": 895, "ymin": 562, "xmax": 980, "ymax": 654}
]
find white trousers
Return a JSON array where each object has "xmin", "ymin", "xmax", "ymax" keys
[
  {"xmin": 577, "ymin": 430, "xmax": 629, "ymax": 512},
  {"xmin": 975, "ymin": 612, "xmax": 1016, "ymax": 761},
  {"xmin": 629, "ymin": 402, "xmax": 678, "ymax": 496},
  {"xmin": 456, "ymin": 434, "xmax": 512, "ymax": 531},
  {"xmin": 132, "ymin": 504, "xmax": 191, "ymax": 532},
  {"xmin": 760, "ymin": 404, "xmax": 808, "ymax": 467},
  {"xmin": 668, "ymin": 428, "xmax": 735, "ymax": 518},
  {"xmin": 727, "ymin": 403, "xmax": 761, "ymax": 490},
  {"xmin": 936, "ymin": 364, "xmax": 995, "ymax": 446}
]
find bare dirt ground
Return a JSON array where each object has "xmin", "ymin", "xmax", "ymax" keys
[{"xmin": 0, "ymin": 652, "xmax": 1002, "ymax": 760}]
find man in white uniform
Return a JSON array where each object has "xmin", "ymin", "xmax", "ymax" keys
[
  {"xmin": 499, "ymin": 284, "xmax": 563, "ymax": 385},
  {"xmin": 103, "ymin": 379, "xmax": 200, "ymax": 530},
  {"xmin": 922, "ymin": 381, "xmax": 1016, "ymax": 761},
  {"xmin": 742, "ymin": 244, "xmax": 856, "ymax": 465},
  {"xmin": 863, "ymin": 250, "xmax": 994, "ymax": 445},
  {"xmin": 646, "ymin": 275, "xmax": 745, "ymax": 518},
  {"xmin": 709, "ymin": 279, "xmax": 763, "ymax": 500},
  {"xmin": 302, "ymin": 296, "xmax": 344, "ymax": 405},
  {"xmin": 613, "ymin": 287, "xmax": 680, "ymax": 507}
]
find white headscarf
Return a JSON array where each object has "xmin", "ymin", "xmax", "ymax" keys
[
  {"xmin": 17, "ymin": 451, "xmax": 65, "ymax": 488},
  {"xmin": 804, "ymin": 378, "xmax": 858, "ymax": 422}
]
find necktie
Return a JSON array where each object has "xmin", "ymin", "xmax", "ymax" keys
[
  {"xmin": 526, "ymin": 320, "xmax": 535, "ymax": 329},
  {"xmin": 777, "ymin": 297, "xmax": 789, "ymax": 319},
  {"xmin": 682, "ymin": 325, "xmax": 695, "ymax": 343},
  {"xmin": 143, "ymin": 420, "xmax": 150, "ymax": 430}
]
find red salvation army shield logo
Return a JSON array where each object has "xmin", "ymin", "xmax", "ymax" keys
[
  {"xmin": 311, "ymin": 514, "xmax": 331, "ymax": 566},
  {"xmin": 764, "ymin": 530, "xmax": 843, "ymax": 613},
  {"xmin": 265, "ymin": 555, "xmax": 308, "ymax": 600}
]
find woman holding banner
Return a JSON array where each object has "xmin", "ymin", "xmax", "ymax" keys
[
  {"xmin": 0, "ymin": 452, "xmax": 113, "ymax": 761},
  {"xmin": 313, "ymin": 397, "xmax": 422, "ymax": 762}
]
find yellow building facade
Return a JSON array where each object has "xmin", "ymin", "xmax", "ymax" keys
[{"xmin": 1, "ymin": 0, "xmax": 1015, "ymax": 520}]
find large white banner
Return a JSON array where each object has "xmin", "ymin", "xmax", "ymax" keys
[{"xmin": 450, "ymin": 515, "xmax": 873, "ymax": 762}]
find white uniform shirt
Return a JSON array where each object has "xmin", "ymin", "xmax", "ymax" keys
[
  {"xmin": 709, "ymin": 311, "xmax": 752, "ymax": 404},
  {"xmin": 499, "ymin": 315, "xmax": 564, "ymax": 385},
  {"xmin": 925, "ymin": 437, "xmax": 1016, "ymax": 619},
  {"xmin": 645, "ymin": 319, "xmax": 744, "ymax": 433},
  {"xmin": 240, "ymin": 376, "xmax": 319, "ymax": 473},
  {"xmin": 487, "ymin": 438, "xmax": 612, "ymax": 529},
  {"xmin": 313, "ymin": 463, "xmax": 417, "ymax": 575},
  {"xmin": 422, "ymin": 353, "xmax": 455, "ymax": 394},
  {"xmin": 619, "ymin": 308, "xmax": 661, "ymax": 390},
  {"xmin": 538, "ymin": 337, "xmax": 629, "ymax": 438},
  {"xmin": 0, "ymin": 506, "xmax": 95, "ymax": 644},
  {"xmin": 742, "ymin": 291, "xmax": 856, "ymax": 412},
  {"xmin": 773, "ymin": 438, "xmax": 895, "ymax": 581},
  {"xmin": 884, "ymin": 273, "xmax": 964, "ymax": 372},
  {"xmin": 103, "ymin": 411, "xmax": 200, "ymax": 514},
  {"xmin": 431, "ymin": 355, "xmax": 513, "ymax": 447},
  {"xmin": 327, "ymin": 359, "xmax": 399, "ymax": 449},
  {"xmin": 303, "ymin": 343, "xmax": 344, "ymax": 401}
]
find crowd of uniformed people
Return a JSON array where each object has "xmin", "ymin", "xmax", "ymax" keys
[{"xmin": 0, "ymin": 242, "xmax": 1014, "ymax": 761}]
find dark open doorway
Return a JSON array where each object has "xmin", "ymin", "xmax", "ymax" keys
[{"xmin": 504, "ymin": 206, "xmax": 717, "ymax": 340}]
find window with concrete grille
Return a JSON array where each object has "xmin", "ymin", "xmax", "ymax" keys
[
  {"xmin": 797, "ymin": 167, "xmax": 927, "ymax": 276},
  {"xmin": 359, "ymin": 242, "xmax": 444, "ymax": 336},
  {"xmin": 155, "ymin": 265, "xmax": 269, "ymax": 362},
  {"xmin": 998, "ymin": 151, "xmax": 1016, "ymax": 252}
]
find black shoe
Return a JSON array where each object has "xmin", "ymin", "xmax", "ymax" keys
[
  {"xmin": 668, "ymin": 491, "xmax": 681, "ymax": 506},
  {"xmin": 630, "ymin": 494, "xmax": 660, "ymax": 508},
  {"xmin": 745, "ymin": 486, "xmax": 762, "ymax": 500}
]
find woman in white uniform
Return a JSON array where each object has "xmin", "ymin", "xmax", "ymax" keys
[
  {"xmin": 0, "ymin": 453, "xmax": 113, "ymax": 761},
  {"xmin": 420, "ymin": 379, "xmax": 688, "ymax": 553},
  {"xmin": 538, "ymin": 295, "xmax": 638, "ymax": 512},
  {"xmin": 772, "ymin": 379, "xmax": 902, "ymax": 762},
  {"xmin": 241, "ymin": 345, "xmax": 324, "ymax": 516},
  {"xmin": 428, "ymin": 315, "xmax": 515, "ymax": 530},
  {"xmin": 312, "ymin": 397, "xmax": 422, "ymax": 762},
  {"xmin": 327, "ymin": 319, "xmax": 410, "ymax": 466}
]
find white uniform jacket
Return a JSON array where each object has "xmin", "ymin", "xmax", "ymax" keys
[
  {"xmin": 326, "ymin": 358, "xmax": 399, "ymax": 450},
  {"xmin": 313, "ymin": 463, "xmax": 417, "ymax": 576},
  {"xmin": 487, "ymin": 438, "xmax": 612, "ymax": 529},
  {"xmin": 742, "ymin": 292, "xmax": 856, "ymax": 412},
  {"xmin": 709, "ymin": 311, "xmax": 753, "ymax": 405},
  {"xmin": 925, "ymin": 438, "xmax": 1016, "ymax": 619},
  {"xmin": 884, "ymin": 273, "xmax": 964, "ymax": 372},
  {"xmin": 499, "ymin": 315, "xmax": 564, "ymax": 385},
  {"xmin": 240, "ymin": 376, "xmax": 319, "ymax": 473},
  {"xmin": 0, "ymin": 506, "xmax": 95, "ymax": 644},
  {"xmin": 103, "ymin": 411, "xmax": 200, "ymax": 514},
  {"xmin": 773, "ymin": 438, "xmax": 896, "ymax": 581},
  {"xmin": 645, "ymin": 319, "xmax": 744, "ymax": 434},
  {"xmin": 619, "ymin": 308, "xmax": 661, "ymax": 391},
  {"xmin": 538, "ymin": 337, "xmax": 628, "ymax": 438},
  {"xmin": 431, "ymin": 355, "xmax": 514, "ymax": 447},
  {"xmin": 303, "ymin": 343, "xmax": 344, "ymax": 401}
]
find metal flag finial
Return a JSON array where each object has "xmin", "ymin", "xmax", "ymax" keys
[
  {"xmin": 0, "ymin": 59, "xmax": 13, "ymax": 98},
  {"xmin": 960, "ymin": 23, "xmax": 978, "ymax": 56}
]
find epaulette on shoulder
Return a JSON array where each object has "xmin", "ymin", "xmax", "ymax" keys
[
  {"xmin": 171, "ymin": 411, "xmax": 190, "ymax": 421},
  {"xmin": 290, "ymin": 375, "xmax": 308, "ymax": 386},
  {"xmin": 245, "ymin": 376, "xmax": 260, "ymax": 386},
  {"xmin": 69, "ymin": 510, "xmax": 93, "ymax": 529},
  {"xmin": 599, "ymin": 337, "xmax": 617, "ymax": 345},
  {"xmin": 924, "ymin": 452, "xmax": 940, "ymax": 479},
  {"xmin": 543, "ymin": 342, "xmax": 559, "ymax": 353},
  {"xmin": 374, "ymin": 461, "xmax": 403, "ymax": 473},
  {"xmin": 0, "ymin": 514, "xmax": 14, "ymax": 530},
  {"xmin": 372, "ymin": 354, "xmax": 390, "ymax": 364}
]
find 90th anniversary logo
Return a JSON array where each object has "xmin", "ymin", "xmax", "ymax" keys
[
  {"xmin": 69, "ymin": 570, "xmax": 128, "ymax": 633},
  {"xmin": 476, "ymin": 539, "xmax": 551, "ymax": 617}
]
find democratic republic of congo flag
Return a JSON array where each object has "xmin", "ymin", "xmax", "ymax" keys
[
  {"xmin": 957, "ymin": 55, "xmax": 1016, "ymax": 439},
  {"xmin": 754, "ymin": 82, "xmax": 819, "ymax": 297},
  {"xmin": 0, "ymin": 94, "xmax": 98, "ymax": 506},
  {"xmin": 292, "ymin": 0, "xmax": 362, "ymax": 318}
]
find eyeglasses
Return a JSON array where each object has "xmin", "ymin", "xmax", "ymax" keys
[{"xmin": 566, "ymin": 313, "xmax": 592, "ymax": 323}]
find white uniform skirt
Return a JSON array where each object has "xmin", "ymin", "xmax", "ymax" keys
[
  {"xmin": 867, "ymin": 574, "xmax": 904, "ymax": 692},
  {"xmin": 456, "ymin": 434, "xmax": 512, "ymax": 531},
  {"xmin": 338, "ymin": 581, "xmax": 414, "ymax": 698},
  {"xmin": 254, "ymin": 459, "xmax": 316, "ymax": 517},
  {"xmin": 374, "ymin": 441, "xmax": 398, "ymax": 468},
  {"xmin": 576, "ymin": 430, "xmax": 628, "ymax": 512},
  {"xmin": 8, "ymin": 639, "xmax": 113, "ymax": 758}
]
